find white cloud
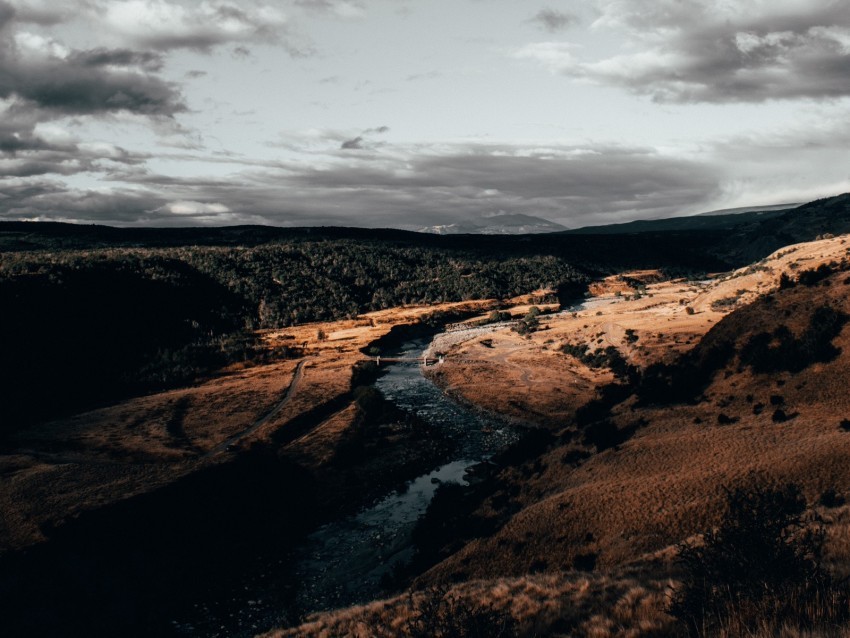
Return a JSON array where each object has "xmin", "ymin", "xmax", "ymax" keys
[
  {"xmin": 13, "ymin": 31, "xmax": 69, "ymax": 58},
  {"xmin": 99, "ymin": 0, "xmax": 289, "ymax": 52},
  {"xmin": 162, "ymin": 200, "xmax": 231, "ymax": 215},
  {"xmin": 519, "ymin": 0, "xmax": 850, "ymax": 103},
  {"xmin": 296, "ymin": 0, "xmax": 365, "ymax": 19},
  {"xmin": 513, "ymin": 42, "xmax": 578, "ymax": 72}
]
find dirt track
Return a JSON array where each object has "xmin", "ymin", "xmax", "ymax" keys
[{"xmin": 207, "ymin": 359, "xmax": 307, "ymax": 456}]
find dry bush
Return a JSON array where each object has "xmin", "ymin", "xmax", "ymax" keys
[
  {"xmin": 399, "ymin": 585, "xmax": 518, "ymax": 637},
  {"xmin": 270, "ymin": 574, "xmax": 679, "ymax": 638},
  {"xmin": 672, "ymin": 484, "xmax": 850, "ymax": 636}
]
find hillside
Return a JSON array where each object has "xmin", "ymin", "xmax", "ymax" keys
[
  {"xmin": 566, "ymin": 193, "xmax": 850, "ymax": 267},
  {"xmin": 563, "ymin": 206, "xmax": 791, "ymax": 235},
  {"xmin": 719, "ymin": 193, "xmax": 850, "ymax": 263},
  {"xmin": 276, "ymin": 235, "xmax": 850, "ymax": 637}
]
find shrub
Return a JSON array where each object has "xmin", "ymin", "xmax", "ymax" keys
[
  {"xmin": 582, "ymin": 420, "xmax": 622, "ymax": 452},
  {"xmin": 716, "ymin": 413, "xmax": 738, "ymax": 425},
  {"xmin": 572, "ymin": 552, "xmax": 598, "ymax": 572},
  {"xmin": 740, "ymin": 306, "xmax": 849, "ymax": 373},
  {"xmin": 672, "ymin": 484, "xmax": 842, "ymax": 636},
  {"xmin": 400, "ymin": 586, "xmax": 518, "ymax": 637},
  {"xmin": 797, "ymin": 264, "xmax": 834, "ymax": 286},
  {"xmin": 560, "ymin": 342, "xmax": 636, "ymax": 381},
  {"xmin": 819, "ymin": 488, "xmax": 846, "ymax": 508},
  {"xmin": 481, "ymin": 310, "xmax": 511, "ymax": 325},
  {"xmin": 779, "ymin": 272, "xmax": 795, "ymax": 290},
  {"xmin": 512, "ymin": 308, "xmax": 541, "ymax": 335},
  {"xmin": 771, "ymin": 408, "xmax": 795, "ymax": 423},
  {"xmin": 710, "ymin": 295, "xmax": 740, "ymax": 311}
]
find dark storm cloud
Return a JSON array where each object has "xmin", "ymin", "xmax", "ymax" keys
[
  {"xmin": 0, "ymin": 128, "xmax": 53, "ymax": 153},
  {"xmin": 0, "ymin": 178, "xmax": 169, "ymax": 224},
  {"xmin": 339, "ymin": 126, "xmax": 389, "ymax": 150},
  {"xmin": 72, "ymin": 48, "xmax": 166, "ymax": 72},
  {"xmin": 528, "ymin": 8, "xmax": 578, "ymax": 33},
  {"xmin": 0, "ymin": 58, "xmax": 185, "ymax": 116},
  {"xmin": 521, "ymin": 0, "xmax": 850, "ymax": 103},
  {"xmin": 0, "ymin": 5, "xmax": 184, "ymax": 119},
  {"xmin": 5, "ymin": 0, "xmax": 76, "ymax": 25},
  {"xmin": 3, "ymin": 143, "xmax": 723, "ymax": 228},
  {"xmin": 0, "ymin": 1, "xmax": 15, "ymax": 29},
  {"xmin": 0, "ymin": 29, "xmax": 157, "ymax": 181},
  {"xmin": 340, "ymin": 136, "xmax": 364, "ymax": 150},
  {"xmin": 0, "ymin": 119, "xmax": 146, "ymax": 178},
  {"xmin": 0, "ymin": 5, "xmax": 185, "ymax": 182},
  {"xmin": 287, "ymin": 145, "xmax": 721, "ymax": 225},
  {"xmin": 0, "ymin": 159, "xmax": 87, "ymax": 177}
]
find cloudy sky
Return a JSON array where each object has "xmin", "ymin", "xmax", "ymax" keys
[{"xmin": 1, "ymin": 0, "xmax": 849, "ymax": 229}]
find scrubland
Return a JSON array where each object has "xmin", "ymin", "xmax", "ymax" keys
[
  {"xmin": 278, "ymin": 234, "xmax": 850, "ymax": 637},
  {"xmin": 4, "ymin": 205, "xmax": 850, "ymax": 635}
]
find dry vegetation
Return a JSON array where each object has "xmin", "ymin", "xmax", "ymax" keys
[
  {"xmin": 265, "ymin": 573, "xmax": 677, "ymax": 638},
  {"xmin": 0, "ymin": 296, "xmax": 512, "ymax": 552},
  {"xmin": 6, "ymin": 220, "xmax": 850, "ymax": 635},
  {"xmin": 430, "ymin": 235, "xmax": 850, "ymax": 428},
  {"xmin": 279, "ymin": 234, "xmax": 850, "ymax": 637}
]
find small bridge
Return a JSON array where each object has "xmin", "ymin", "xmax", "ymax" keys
[
  {"xmin": 373, "ymin": 355, "xmax": 443, "ymax": 366},
  {"xmin": 371, "ymin": 356, "xmax": 495, "ymax": 367}
]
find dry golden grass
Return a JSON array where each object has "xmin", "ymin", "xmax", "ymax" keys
[
  {"xmin": 429, "ymin": 329, "xmax": 611, "ymax": 427},
  {"xmin": 371, "ymin": 238, "xmax": 850, "ymax": 634},
  {"xmin": 278, "ymin": 239, "xmax": 850, "ymax": 638},
  {"xmin": 422, "ymin": 267, "xmax": 850, "ymax": 584},
  {"xmin": 0, "ymin": 296, "xmax": 507, "ymax": 551},
  {"xmin": 433, "ymin": 234, "xmax": 850, "ymax": 429},
  {"xmin": 265, "ymin": 572, "xmax": 678, "ymax": 638}
]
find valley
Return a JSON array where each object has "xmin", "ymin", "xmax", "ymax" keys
[{"xmin": 3, "ymin": 194, "xmax": 850, "ymax": 637}]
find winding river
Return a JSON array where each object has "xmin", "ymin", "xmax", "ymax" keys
[
  {"xmin": 291, "ymin": 336, "xmax": 520, "ymax": 615},
  {"xmin": 176, "ymin": 331, "xmax": 520, "ymax": 637}
]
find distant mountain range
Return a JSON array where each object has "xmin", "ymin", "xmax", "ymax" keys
[
  {"xmin": 418, "ymin": 213, "xmax": 566, "ymax": 235},
  {"xmin": 417, "ymin": 204, "xmax": 803, "ymax": 236}
]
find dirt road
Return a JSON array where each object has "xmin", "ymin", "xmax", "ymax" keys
[{"xmin": 207, "ymin": 359, "xmax": 307, "ymax": 456}]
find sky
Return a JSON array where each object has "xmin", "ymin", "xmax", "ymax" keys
[{"xmin": 0, "ymin": 0, "xmax": 849, "ymax": 230}]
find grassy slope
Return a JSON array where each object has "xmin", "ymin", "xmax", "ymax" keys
[{"xmin": 278, "ymin": 245, "xmax": 850, "ymax": 637}]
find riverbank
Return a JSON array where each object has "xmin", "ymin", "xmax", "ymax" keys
[{"xmin": 0, "ymin": 294, "xmax": 545, "ymax": 637}]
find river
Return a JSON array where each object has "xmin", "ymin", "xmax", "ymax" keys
[
  {"xmin": 174, "ymin": 332, "xmax": 520, "ymax": 637},
  {"xmin": 290, "ymin": 336, "xmax": 520, "ymax": 616}
]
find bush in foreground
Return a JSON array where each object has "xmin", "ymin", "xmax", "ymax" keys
[
  {"xmin": 400, "ymin": 586, "xmax": 518, "ymax": 637},
  {"xmin": 672, "ymin": 484, "xmax": 850, "ymax": 636}
]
